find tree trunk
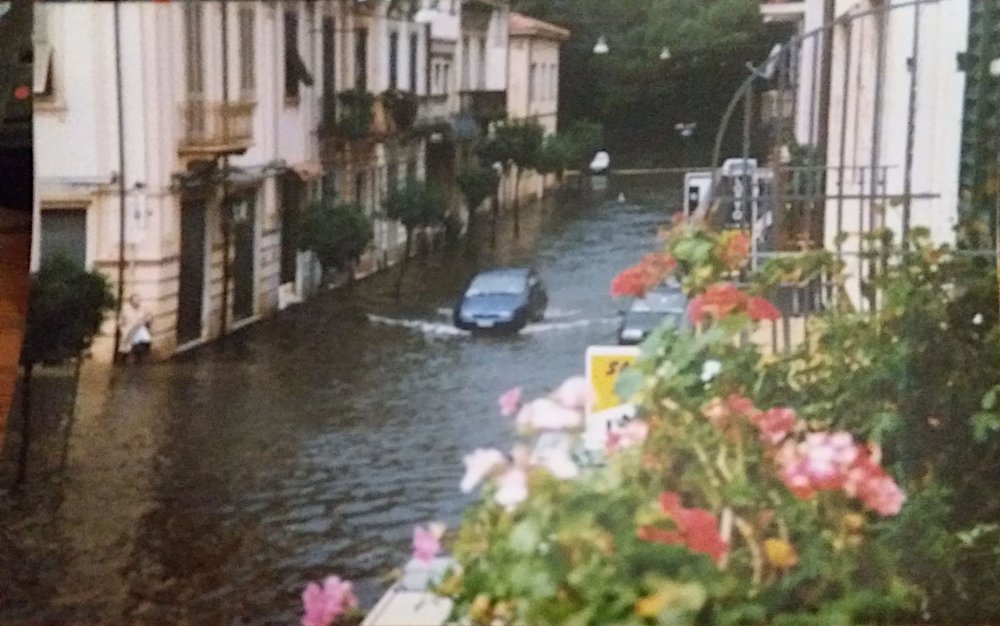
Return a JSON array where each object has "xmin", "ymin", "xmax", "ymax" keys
[
  {"xmin": 395, "ymin": 229, "xmax": 412, "ymax": 298},
  {"xmin": 14, "ymin": 363, "xmax": 33, "ymax": 491},
  {"xmin": 513, "ymin": 169, "xmax": 522, "ymax": 237}
]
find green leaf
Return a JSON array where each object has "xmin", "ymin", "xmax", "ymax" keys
[
  {"xmin": 615, "ymin": 366, "xmax": 645, "ymax": 400},
  {"xmin": 509, "ymin": 519, "xmax": 542, "ymax": 555},
  {"xmin": 972, "ymin": 411, "xmax": 1000, "ymax": 443}
]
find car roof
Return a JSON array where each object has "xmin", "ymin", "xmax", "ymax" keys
[{"xmin": 473, "ymin": 267, "xmax": 532, "ymax": 279}]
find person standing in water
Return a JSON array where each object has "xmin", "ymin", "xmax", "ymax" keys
[{"xmin": 118, "ymin": 294, "xmax": 153, "ymax": 364}]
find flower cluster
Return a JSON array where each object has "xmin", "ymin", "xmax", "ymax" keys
[
  {"xmin": 688, "ymin": 282, "xmax": 781, "ymax": 325},
  {"xmin": 777, "ymin": 433, "xmax": 905, "ymax": 516},
  {"xmin": 459, "ymin": 378, "xmax": 593, "ymax": 511},
  {"xmin": 300, "ymin": 576, "xmax": 358, "ymax": 626},
  {"xmin": 638, "ymin": 492, "xmax": 728, "ymax": 565},
  {"xmin": 715, "ymin": 230, "xmax": 751, "ymax": 270},
  {"xmin": 610, "ymin": 252, "xmax": 678, "ymax": 298},
  {"xmin": 606, "ymin": 419, "xmax": 650, "ymax": 455}
]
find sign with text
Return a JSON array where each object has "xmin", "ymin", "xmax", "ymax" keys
[{"xmin": 585, "ymin": 345, "xmax": 641, "ymax": 413}]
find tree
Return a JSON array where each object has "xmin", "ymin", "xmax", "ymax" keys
[
  {"xmin": 16, "ymin": 254, "xmax": 115, "ymax": 489},
  {"xmin": 299, "ymin": 199, "xmax": 374, "ymax": 284},
  {"xmin": 457, "ymin": 162, "xmax": 501, "ymax": 244},
  {"xmin": 383, "ymin": 179, "xmax": 447, "ymax": 295},
  {"xmin": 480, "ymin": 120, "xmax": 544, "ymax": 237},
  {"xmin": 536, "ymin": 135, "xmax": 573, "ymax": 185},
  {"xmin": 562, "ymin": 119, "xmax": 604, "ymax": 173}
]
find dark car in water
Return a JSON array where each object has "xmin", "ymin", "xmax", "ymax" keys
[
  {"xmin": 617, "ymin": 281, "xmax": 691, "ymax": 345},
  {"xmin": 454, "ymin": 268, "xmax": 548, "ymax": 332}
]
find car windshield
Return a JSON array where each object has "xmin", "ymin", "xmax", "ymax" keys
[
  {"xmin": 466, "ymin": 273, "xmax": 525, "ymax": 296},
  {"xmin": 630, "ymin": 290, "xmax": 686, "ymax": 314}
]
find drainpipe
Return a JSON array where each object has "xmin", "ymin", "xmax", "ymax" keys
[
  {"xmin": 112, "ymin": 1, "xmax": 128, "ymax": 360},
  {"xmin": 219, "ymin": 0, "xmax": 231, "ymax": 337}
]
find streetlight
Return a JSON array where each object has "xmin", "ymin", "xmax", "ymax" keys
[{"xmin": 593, "ymin": 35, "xmax": 609, "ymax": 55}]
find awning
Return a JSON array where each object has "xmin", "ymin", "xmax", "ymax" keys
[{"xmin": 290, "ymin": 160, "xmax": 324, "ymax": 181}]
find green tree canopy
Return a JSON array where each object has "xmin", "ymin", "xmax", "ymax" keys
[
  {"xmin": 299, "ymin": 199, "xmax": 374, "ymax": 275},
  {"xmin": 457, "ymin": 163, "xmax": 501, "ymax": 212},
  {"xmin": 20, "ymin": 254, "xmax": 115, "ymax": 369},
  {"xmin": 536, "ymin": 135, "xmax": 573, "ymax": 178},
  {"xmin": 383, "ymin": 179, "xmax": 447, "ymax": 231}
]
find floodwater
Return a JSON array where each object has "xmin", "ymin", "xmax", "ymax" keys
[{"xmin": 0, "ymin": 174, "xmax": 681, "ymax": 625}]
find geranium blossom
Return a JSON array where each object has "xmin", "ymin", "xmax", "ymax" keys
[
  {"xmin": 537, "ymin": 449, "xmax": 580, "ymax": 480},
  {"xmin": 638, "ymin": 492, "xmax": 728, "ymax": 565},
  {"xmin": 716, "ymin": 230, "xmax": 751, "ymax": 270},
  {"xmin": 494, "ymin": 467, "xmax": 529, "ymax": 511},
  {"xmin": 606, "ymin": 420, "xmax": 649, "ymax": 454},
  {"xmin": 777, "ymin": 433, "xmax": 905, "ymax": 515},
  {"xmin": 301, "ymin": 576, "xmax": 358, "ymax": 626},
  {"xmin": 688, "ymin": 283, "xmax": 782, "ymax": 324},
  {"xmin": 700, "ymin": 394, "xmax": 757, "ymax": 433},
  {"xmin": 498, "ymin": 387, "xmax": 522, "ymax": 417},
  {"xmin": 752, "ymin": 407, "xmax": 798, "ymax": 445},
  {"xmin": 413, "ymin": 524, "xmax": 443, "ymax": 563},
  {"xmin": 610, "ymin": 253, "xmax": 678, "ymax": 298},
  {"xmin": 551, "ymin": 376, "xmax": 596, "ymax": 412},
  {"xmin": 516, "ymin": 397, "xmax": 583, "ymax": 431},
  {"xmin": 460, "ymin": 448, "xmax": 506, "ymax": 493}
]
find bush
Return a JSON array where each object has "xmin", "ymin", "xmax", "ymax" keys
[{"xmin": 298, "ymin": 199, "xmax": 373, "ymax": 277}]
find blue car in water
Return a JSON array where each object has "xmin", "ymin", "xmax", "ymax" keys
[{"xmin": 454, "ymin": 268, "xmax": 548, "ymax": 332}]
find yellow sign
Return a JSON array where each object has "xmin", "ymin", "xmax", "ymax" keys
[{"xmin": 585, "ymin": 346, "xmax": 641, "ymax": 413}]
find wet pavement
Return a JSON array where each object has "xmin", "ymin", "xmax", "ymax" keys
[{"xmin": 0, "ymin": 173, "xmax": 681, "ymax": 625}]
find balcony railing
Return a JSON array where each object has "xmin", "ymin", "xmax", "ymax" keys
[
  {"xmin": 459, "ymin": 90, "xmax": 506, "ymax": 122},
  {"xmin": 319, "ymin": 90, "xmax": 395, "ymax": 144},
  {"xmin": 178, "ymin": 100, "xmax": 254, "ymax": 156}
]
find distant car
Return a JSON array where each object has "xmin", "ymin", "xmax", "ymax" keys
[
  {"xmin": 617, "ymin": 282, "xmax": 691, "ymax": 345},
  {"xmin": 454, "ymin": 268, "xmax": 548, "ymax": 332},
  {"xmin": 590, "ymin": 151, "xmax": 610, "ymax": 175}
]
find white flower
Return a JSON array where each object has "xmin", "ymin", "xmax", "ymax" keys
[
  {"xmin": 700, "ymin": 359, "xmax": 723, "ymax": 383},
  {"xmin": 517, "ymin": 398, "xmax": 583, "ymax": 431},
  {"xmin": 551, "ymin": 376, "xmax": 596, "ymax": 411},
  {"xmin": 537, "ymin": 450, "xmax": 579, "ymax": 480},
  {"xmin": 973, "ymin": 313, "xmax": 984, "ymax": 326},
  {"xmin": 494, "ymin": 467, "xmax": 529, "ymax": 510},
  {"xmin": 460, "ymin": 448, "xmax": 506, "ymax": 493}
]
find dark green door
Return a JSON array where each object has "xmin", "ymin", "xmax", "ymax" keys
[
  {"xmin": 232, "ymin": 195, "xmax": 256, "ymax": 321},
  {"xmin": 177, "ymin": 200, "xmax": 206, "ymax": 344}
]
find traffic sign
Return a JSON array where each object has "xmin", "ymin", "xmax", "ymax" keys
[{"xmin": 585, "ymin": 345, "xmax": 641, "ymax": 413}]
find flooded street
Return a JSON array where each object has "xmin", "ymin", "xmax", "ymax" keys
[{"xmin": 1, "ymin": 174, "xmax": 680, "ymax": 625}]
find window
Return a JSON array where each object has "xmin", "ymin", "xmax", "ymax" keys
[
  {"xmin": 528, "ymin": 62, "xmax": 536, "ymax": 103},
  {"xmin": 355, "ymin": 170, "xmax": 365, "ymax": 207},
  {"xmin": 284, "ymin": 10, "xmax": 299, "ymax": 99},
  {"xmin": 409, "ymin": 32, "xmax": 419, "ymax": 92},
  {"xmin": 433, "ymin": 62, "xmax": 442, "ymax": 95},
  {"xmin": 477, "ymin": 38, "xmax": 486, "ymax": 90},
  {"xmin": 33, "ymin": 5, "xmax": 54, "ymax": 99},
  {"xmin": 387, "ymin": 163, "xmax": 399, "ymax": 192},
  {"xmin": 388, "ymin": 31, "xmax": 399, "ymax": 89},
  {"xmin": 238, "ymin": 7, "xmax": 255, "ymax": 100},
  {"xmin": 322, "ymin": 17, "xmax": 336, "ymax": 97},
  {"xmin": 184, "ymin": 1, "xmax": 203, "ymax": 97},
  {"xmin": 354, "ymin": 28, "xmax": 368, "ymax": 90},
  {"xmin": 551, "ymin": 64, "xmax": 558, "ymax": 100},
  {"xmin": 40, "ymin": 208, "xmax": 87, "ymax": 270},
  {"xmin": 443, "ymin": 62, "xmax": 450, "ymax": 94},
  {"xmin": 461, "ymin": 36, "xmax": 470, "ymax": 90}
]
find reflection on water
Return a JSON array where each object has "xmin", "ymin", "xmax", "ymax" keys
[{"xmin": 0, "ymin": 174, "xmax": 681, "ymax": 625}]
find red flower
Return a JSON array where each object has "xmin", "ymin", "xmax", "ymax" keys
[
  {"xmin": 746, "ymin": 296, "xmax": 781, "ymax": 321},
  {"xmin": 717, "ymin": 230, "xmax": 751, "ymax": 270},
  {"xmin": 639, "ymin": 492, "xmax": 728, "ymax": 565},
  {"xmin": 725, "ymin": 394, "xmax": 756, "ymax": 417},
  {"xmin": 610, "ymin": 253, "xmax": 677, "ymax": 298},
  {"xmin": 688, "ymin": 283, "xmax": 745, "ymax": 324},
  {"xmin": 752, "ymin": 407, "xmax": 798, "ymax": 445}
]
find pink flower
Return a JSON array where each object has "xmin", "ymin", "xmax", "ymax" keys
[
  {"xmin": 494, "ymin": 467, "xmax": 529, "ymax": 510},
  {"xmin": 517, "ymin": 398, "xmax": 583, "ymax": 431},
  {"xmin": 498, "ymin": 387, "xmax": 522, "ymax": 417},
  {"xmin": 606, "ymin": 420, "xmax": 649, "ymax": 454},
  {"xmin": 537, "ymin": 449, "xmax": 579, "ymax": 480},
  {"xmin": 413, "ymin": 524, "xmax": 442, "ymax": 563},
  {"xmin": 301, "ymin": 576, "xmax": 358, "ymax": 626},
  {"xmin": 753, "ymin": 407, "xmax": 798, "ymax": 445},
  {"xmin": 551, "ymin": 376, "xmax": 596, "ymax": 412},
  {"xmin": 460, "ymin": 448, "xmax": 506, "ymax": 493}
]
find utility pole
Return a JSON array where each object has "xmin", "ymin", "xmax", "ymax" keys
[
  {"xmin": 219, "ymin": 0, "xmax": 231, "ymax": 338},
  {"xmin": 112, "ymin": 1, "xmax": 128, "ymax": 360}
]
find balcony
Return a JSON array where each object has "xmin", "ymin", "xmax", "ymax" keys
[
  {"xmin": 759, "ymin": 0, "xmax": 806, "ymax": 23},
  {"xmin": 178, "ymin": 100, "xmax": 254, "ymax": 156},
  {"xmin": 318, "ymin": 90, "xmax": 395, "ymax": 149},
  {"xmin": 459, "ymin": 90, "xmax": 506, "ymax": 122}
]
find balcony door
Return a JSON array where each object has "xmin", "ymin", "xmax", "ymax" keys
[
  {"xmin": 279, "ymin": 173, "xmax": 303, "ymax": 286},
  {"xmin": 177, "ymin": 199, "xmax": 207, "ymax": 345}
]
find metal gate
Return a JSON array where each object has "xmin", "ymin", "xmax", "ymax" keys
[
  {"xmin": 177, "ymin": 199, "xmax": 207, "ymax": 345},
  {"xmin": 708, "ymin": 0, "xmax": 993, "ymax": 311}
]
